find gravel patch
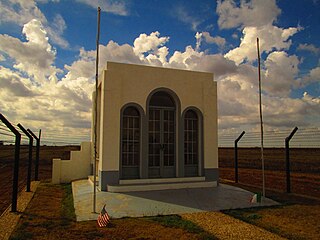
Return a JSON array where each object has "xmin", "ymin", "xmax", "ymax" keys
[{"xmin": 0, "ymin": 181, "xmax": 39, "ymax": 240}]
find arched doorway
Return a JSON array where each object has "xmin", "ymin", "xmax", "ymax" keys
[{"xmin": 148, "ymin": 91, "xmax": 176, "ymax": 178}]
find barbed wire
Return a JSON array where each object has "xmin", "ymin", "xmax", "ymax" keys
[{"xmin": 219, "ymin": 127, "xmax": 320, "ymax": 148}]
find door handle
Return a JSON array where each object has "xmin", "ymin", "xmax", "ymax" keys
[{"xmin": 160, "ymin": 144, "xmax": 165, "ymax": 151}]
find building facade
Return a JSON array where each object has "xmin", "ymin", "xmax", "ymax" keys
[{"xmin": 94, "ymin": 62, "xmax": 218, "ymax": 191}]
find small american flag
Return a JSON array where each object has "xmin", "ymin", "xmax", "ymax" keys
[{"xmin": 97, "ymin": 204, "xmax": 110, "ymax": 227}]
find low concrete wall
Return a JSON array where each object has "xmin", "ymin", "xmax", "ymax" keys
[{"xmin": 52, "ymin": 142, "xmax": 92, "ymax": 184}]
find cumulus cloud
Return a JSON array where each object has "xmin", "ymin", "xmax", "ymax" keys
[
  {"xmin": 216, "ymin": 0, "xmax": 281, "ymax": 29},
  {"xmin": 297, "ymin": 43, "xmax": 320, "ymax": 55},
  {"xmin": 0, "ymin": 0, "xmax": 69, "ymax": 48},
  {"xmin": 301, "ymin": 66, "xmax": 320, "ymax": 86},
  {"xmin": 46, "ymin": 14, "xmax": 68, "ymax": 49},
  {"xmin": 0, "ymin": 66, "xmax": 37, "ymax": 97},
  {"xmin": 0, "ymin": 19, "xmax": 61, "ymax": 83},
  {"xmin": 225, "ymin": 25, "xmax": 300, "ymax": 65},
  {"xmin": 264, "ymin": 51, "xmax": 300, "ymax": 96},
  {"xmin": 303, "ymin": 92, "xmax": 320, "ymax": 105},
  {"xmin": 0, "ymin": 17, "xmax": 318, "ymax": 138},
  {"xmin": 174, "ymin": 5, "xmax": 203, "ymax": 31},
  {"xmin": 195, "ymin": 32, "xmax": 202, "ymax": 51},
  {"xmin": 76, "ymin": 0, "xmax": 129, "ymax": 16},
  {"xmin": 133, "ymin": 32, "xmax": 170, "ymax": 55},
  {"xmin": 201, "ymin": 32, "xmax": 226, "ymax": 48}
]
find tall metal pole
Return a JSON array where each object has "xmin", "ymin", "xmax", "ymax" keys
[
  {"xmin": 257, "ymin": 38, "xmax": 265, "ymax": 198},
  {"xmin": 28, "ymin": 129, "xmax": 40, "ymax": 181},
  {"xmin": 234, "ymin": 131, "xmax": 245, "ymax": 183},
  {"xmin": 17, "ymin": 124, "xmax": 33, "ymax": 192},
  {"xmin": 0, "ymin": 113, "xmax": 21, "ymax": 212},
  {"xmin": 285, "ymin": 127, "xmax": 298, "ymax": 193},
  {"xmin": 93, "ymin": 6, "xmax": 101, "ymax": 214}
]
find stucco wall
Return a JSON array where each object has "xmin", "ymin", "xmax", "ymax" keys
[
  {"xmin": 97, "ymin": 62, "xmax": 218, "ymax": 176},
  {"xmin": 52, "ymin": 142, "xmax": 92, "ymax": 184}
]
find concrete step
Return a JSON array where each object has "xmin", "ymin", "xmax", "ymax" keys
[
  {"xmin": 88, "ymin": 175, "xmax": 99, "ymax": 186},
  {"xmin": 119, "ymin": 176, "xmax": 205, "ymax": 185},
  {"xmin": 107, "ymin": 180, "xmax": 217, "ymax": 193}
]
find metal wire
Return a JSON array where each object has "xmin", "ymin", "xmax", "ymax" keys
[{"xmin": 219, "ymin": 128, "xmax": 320, "ymax": 148}]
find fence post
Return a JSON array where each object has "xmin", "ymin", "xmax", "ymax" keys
[
  {"xmin": 234, "ymin": 131, "xmax": 245, "ymax": 183},
  {"xmin": 285, "ymin": 127, "xmax": 298, "ymax": 193},
  {"xmin": 0, "ymin": 113, "xmax": 21, "ymax": 212},
  {"xmin": 27, "ymin": 129, "xmax": 41, "ymax": 181},
  {"xmin": 17, "ymin": 124, "xmax": 33, "ymax": 192}
]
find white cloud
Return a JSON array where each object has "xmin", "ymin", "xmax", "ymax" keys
[
  {"xmin": 174, "ymin": 5, "xmax": 203, "ymax": 31},
  {"xmin": 195, "ymin": 32, "xmax": 202, "ymax": 52},
  {"xmin": 0, "ymin": 0, "xmax": 69, "ymax": 48},
  {"xmin": 264, "ymin": 51, "xmax": 300, "ymax": 96},
  {"xmin": 232, "ymin": 32, "xmax": 238, "ymax": 39},
  {"xmin": 0, "ymin": 66, "xmax": 37, "ymax": 97},
  {"xmin": 297, "ymin": 43, "xmax": 320, "ymax": 55},
  {"xmin": 225, "ymin": 25, "xmax": 300, "ymax": 65},
  {"xmin": 0, "ymin": 23, "xmax": 318, "ymax": 137},
  {"xmin": 0, "ymin": 0, "xmax": 47, "ymax": 26},
  {"xmin": 202, "ymin": 32, "xmax": 226, "ymax": 48},
  {"xmin": 216, "ymin": 0, "xmax": 281, "ymax": 29},
  {"xmin": 75, "ymin": 0, "xmax": 129, "ymax": 16},
  {"xmin": 303, "ymin": 92, "xmax": 320, "ymax": 105},
  {"xmin": 133, "ymin": 32, "xmax": 170, "ymax": 65},
  {"xmin": 46, "ymin": 14, "xmax": 69, "ymax": 49},
  {"xmin": 195, "ymin": 32, "xmax": 226, "ymax": 52},
  {"xmin": 0, "ymin": 19, "xmax": 61, "ymax": 83},
  {"xmin": 301, "ymin": 66, "xmax": 320, "ymax": 86},
  {"xmin": 133, "ymin": 32, "xmax": 169, "ymax": 54}
]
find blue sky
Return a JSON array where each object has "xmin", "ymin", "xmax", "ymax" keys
[{"xmin": 0, "ymin": 0, "xmax": 319, "ymax": 142}]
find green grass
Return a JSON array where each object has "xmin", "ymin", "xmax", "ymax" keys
[
  {"xmin": 10, "ymin": 221, "xmax": 33, "ymax": 240},
  {"xmin": 9, "ymin": 232, "xmax": 33, "ymax": 240},
  {"xmin": 223, "ymin": 208, "xmax": 261, "ymax": 224},
  {"xmin": 148, "ymin": 215, "xmax": 217, "ymax": 240},
  {"xmin": 61, "ymin": 184, "xmax": 76, "ymax": 222}
]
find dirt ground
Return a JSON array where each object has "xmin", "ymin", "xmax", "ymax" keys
[
  {"xmin": 219, "ymin": 167, "xmax": 320, "ymax": 198},
  {"xmin": 0, "ymin": 145, "xmax": 79, "ymax": 215},
  {"xmin": 1, "ymin": 146, "xmax": 319, "ymax": 215},
  {"xmin": 224, "ymin": 204, "xmax": 320, "ymax": 240},
  {"xmin": 10, "ymin": 184, "xmax": 214, "ymax": 240},
  {"xmin": 10, "ymin": 182, "xmax": 320, "ymax": 240},
  {"xmin": 219, "ymin": 147, "xmax": 320, "ymax": 199}
]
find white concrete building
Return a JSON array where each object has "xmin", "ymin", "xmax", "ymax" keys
[
  {"xmin": 94, "ymin": 62, "xmax": 218, "ymax": 191},
  {"xmin": 53, "ymin": 62, "xmax": 219, "ymax": 192}
]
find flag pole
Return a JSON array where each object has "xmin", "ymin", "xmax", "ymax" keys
[
  {"xmin": 93, "ymin": 6, "xmax": 101, "ymax": 214},
  {"xmin": 257, "ymin": 37, "xmax": 265, "ymax": 199}
]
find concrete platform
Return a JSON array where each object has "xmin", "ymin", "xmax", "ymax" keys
[{"xmin": 72, "ymin": 179, "xmax": 279, "ymax": 221}]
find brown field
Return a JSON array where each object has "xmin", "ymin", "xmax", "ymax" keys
[
  {"xmin": 219, "ymin": 148, "xmax": 320, "ymax": 198},
  {"xmin": 0, "ymin": 145, "xmax": 79, "ymax": 215},
  {"xmin": 1, "ymin": 146, "xmax": 319, "ymax": 215}
]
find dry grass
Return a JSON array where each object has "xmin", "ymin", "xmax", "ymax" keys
[
  {"xmin": 182, "ymin": 212, "xmax": 285, "ymax": 240},
  {"xmin": 10, "ymin": 183, "xmax": 215, "ymax": 240},
  {"xmin": 9, "ymin": 181, "xmax": 320, "ymax": 240},
  {"xmin": 224, "ymin": 205, "xmax": 320, "ymax": 240}
]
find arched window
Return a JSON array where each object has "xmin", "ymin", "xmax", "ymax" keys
[
  {"xmin": 184, "ymin": 110, "xmax": 198, "ymax": 176},
  {"xmin": 121, "ymin": 106, "xmax": 140, "ymax": 179},
  {"xmin": 149, "ymin": 91, "xmax": 175, "ymax": 107}
]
